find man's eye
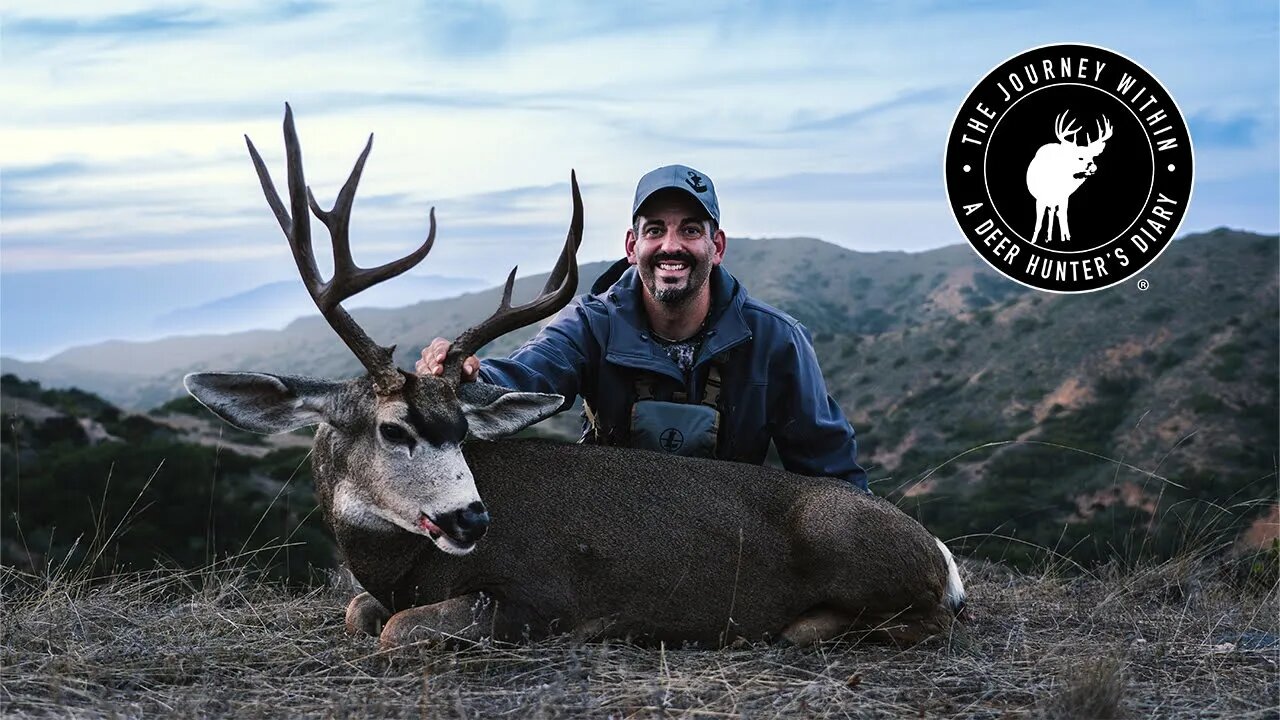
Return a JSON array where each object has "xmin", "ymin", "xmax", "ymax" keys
[
  {"xmin": 682, "ymin": 226, "xmax": 702, "ymax": 236},
  {"xmin": 645, "ymin": 227, "xmax": 663, "ymax": 237},
  {"xmin": 379, "ymin": 423, "xmax": 414, "ymax": 445}
]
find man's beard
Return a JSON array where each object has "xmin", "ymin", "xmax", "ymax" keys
[{"xmin": 642, "ymin": 252, "xmax": 711, "ymax": 306}]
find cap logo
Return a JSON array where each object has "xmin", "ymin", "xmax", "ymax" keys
[{"xmin": 685, "ymin": 171, "xmax": 708, "ymax": 193}]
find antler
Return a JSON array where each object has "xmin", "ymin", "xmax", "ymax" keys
[
  {"xmin": 245, "ymin": 103, "xmax": 436, "ymax": 395},
  {"xmin": 1087, "ymin": 116, "xmax": 1113, "ymax": 146},
  {"xmin": 1054, "ymin": 111, "xmax": 1081, "ymax": 145},
  {"xmin": 443, "ymin": 171, "xmax": 583, "ymax": 386}
]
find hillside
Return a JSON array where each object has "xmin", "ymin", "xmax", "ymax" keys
[
  {"xmin": 3, "ymin": 229, "xmax": 1276, "ymax": 568},
  {"xmin": 0, "ymin": 375, "xmax": 328, "ymax": 578},
  {"xmin": 8, "ymin": 261, "xmax": 621, "ymax": 409},
  {"xmin": 815, "ymin": 229, "xmax": 1278, "ymax": 565},
  {"xmin": 151, "ymin": 273, "xmax": 488, "ymax": 336}
]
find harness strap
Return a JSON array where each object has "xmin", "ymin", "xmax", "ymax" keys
[
  {"xmin": 701, "ymin": 363, "xmax": 722, "ymax": 409},
  {"xmin": 635, "ymin": 376, "xmax": 654, "ymax": 401},
  {"xmin": 630, "ymin": 356, "xmax": 725, "ymax": 407}
]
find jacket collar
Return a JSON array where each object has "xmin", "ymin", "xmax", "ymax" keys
[{"xmin": 594, "ymin": 259, "xmax": 752, "ymax": 375}]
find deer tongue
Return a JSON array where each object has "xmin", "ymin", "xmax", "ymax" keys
[{"xmin": 417, "ymin": 513, "xmax": 443, "ymax": 538}]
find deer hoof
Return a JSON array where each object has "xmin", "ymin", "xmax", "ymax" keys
[
  {"xmin": 779, "ymin": 608, "xmax": 852, "ymax": 646},
  {"xmin": 379, "ymin": 614, "xmax": 450, "ymax": 651},
  {"xmin": 345, "ymin": 592, "xmax": 390, "ymax": 637}
]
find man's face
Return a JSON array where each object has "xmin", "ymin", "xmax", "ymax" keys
[{"xmin": 626, "ymin": 191, "xmax": 726, "ymax": 307}]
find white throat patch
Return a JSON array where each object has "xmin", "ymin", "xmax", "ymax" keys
[{"xmin": 333, "ymin": 483, "xmax": 395, "ymax": 531}]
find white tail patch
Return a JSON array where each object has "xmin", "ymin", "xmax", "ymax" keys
[{"xmin": 935, "ymin": 538, "xmax": 967, "ymax": 614}]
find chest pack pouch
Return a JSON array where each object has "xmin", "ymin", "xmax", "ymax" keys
[{"xmin": 628, "ymin": 364, "xmax": 722, "ymax": 458}]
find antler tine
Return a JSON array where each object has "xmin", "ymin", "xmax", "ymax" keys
[
  {"xmin": 246, "ymin": 120, "xmax": 322, "ymax": 299},
  {"xmin": 306, "ymin": 133, "xmax": 439, "ymax": 310},
  {"xmin": 539, "ymin": 170, "xmax": 583, "ymax": 296},
  {"xmin": 1054, "ymin": 111, "xmax": 1081, "ymax": 144},
  {"xmin": 248, "ymin": 103, "xmax": 425, "ymax": 395},
  {"xmin": 446, "ymin": 171, "xmax": 583, "ymax": 384},
  {"xmin": 306, "ymin": 133, "xmax": 373, "ymax": 289},
  {"xmin": 1089, "ymin": 116, "xmax": 1113, "ymax": 145}
]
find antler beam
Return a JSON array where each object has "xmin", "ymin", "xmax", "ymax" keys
[
  {"xmin": 245, "ymin": 103, "xmax": 436, "ymax": 395},
  {"xmin": 444, "ymin": 172, "xmax": 583, "ymax": 385}
]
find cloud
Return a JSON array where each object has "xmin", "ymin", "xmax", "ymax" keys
[
  {"xmin": 1188, "ymin": 111, "xmax": 1266, "ymax": 148},
  {"xmin": 786, "ymin": 88, "xmax": 951, "ymax": 133},
  {"xmin": 6, "ymin": 8, "xmax": 222, "ymax": 37},
  {"xmin": 2, "ymin": 0, "xmax": 1277, "ymax": 360},
  {"xmin": 419, "ymin": 2, "xmax": 510, "ymax": 58},
  {"xmin": 4, "ymin": 160, "xmax": 92, "ymax": 180},
  {"xmin": 732, "ymin": 166, "xmax": 941, "ymax": 204},
  {"xmin": 5, "ymin": 2, "xmax": 326, "ymax": 40}
]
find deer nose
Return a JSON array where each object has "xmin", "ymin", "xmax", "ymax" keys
[{"xmin": 444, "ymin": 501, "xmax": 490, "ymax": 543}]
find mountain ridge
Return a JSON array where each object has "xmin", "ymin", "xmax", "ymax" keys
[{"xmin": 3, "ymin": 227, "xmax": 1275, "ymax": 567}]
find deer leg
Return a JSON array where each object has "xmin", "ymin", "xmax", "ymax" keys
[
  {"xmin": 1031, "ymin": 201, "xmax": 1047, "ymax": 244},
  {"xmin": 779, "ymin": 607, "xmax": 853, "ymax": 646},
  {"xmin": 855, "ymin": 607, "xmax": 954, "ymax": 647},
  {"xmin": 379, "ymin": 592, "xmax": 497, "ymax": 650},
  {"xmin": 345, "ymin": 592, "xmax": 391, "ymax": 637},
  {"xmin": 1059, "ymin": 197, "xmax": 1072, "ymax": 242}
]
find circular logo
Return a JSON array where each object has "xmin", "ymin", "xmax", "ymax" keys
[
  {"xmin": 658, "ymin": 428, "xmax": 684, "ymax": 452},
  {"xmin": 945, "ymin": 44, "xmax": 1194, "ymax": 293}
]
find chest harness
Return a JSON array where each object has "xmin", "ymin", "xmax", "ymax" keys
[
  {"xmin": 582, "ymin": 356, "xmax": 724, "ymax": 459},
  {"xmin": 627, "ymin": 360, "xmax": 723, "ymax": 458}
]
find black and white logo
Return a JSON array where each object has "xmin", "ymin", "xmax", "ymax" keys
[
  {"xmin": 685, "ymin": 172, "xmax": 708, "ymax": 193},
  {"xmin": 945, "ymin": 44, "xmax": 1194, "ymax": 293}
]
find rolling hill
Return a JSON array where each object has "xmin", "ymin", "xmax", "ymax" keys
[{"xmin": 4, "ymin": 229, "xmax": 1275, "ymax": 566}]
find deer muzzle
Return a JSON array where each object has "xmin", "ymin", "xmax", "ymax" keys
[{"xmin": 430, "ymin": 499, "xmax": 488, "ymax": 543}]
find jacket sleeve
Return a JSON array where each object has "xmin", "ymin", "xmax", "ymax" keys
[
  {"xmin": 475, "ymin": 295, "xmax": 597, "ymax": 412},
  {"xmin": 768, "ymin": 323, "xmax": 870, "ymax": 492}
]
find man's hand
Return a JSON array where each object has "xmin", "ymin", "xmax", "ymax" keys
[{"xmin": 416, "ymin": 337, "xmax": 480, "ymax": 382}]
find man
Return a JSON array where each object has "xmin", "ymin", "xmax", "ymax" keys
[{"xmin": 418, "ymin": 165, "xmax": 869, "ymax": 491}]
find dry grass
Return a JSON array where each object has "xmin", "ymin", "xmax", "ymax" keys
[{"xmin": 1, "ymin": 552, "xmax": 1276, "ymax": 719}]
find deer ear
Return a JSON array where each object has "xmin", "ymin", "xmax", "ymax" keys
[
  {"xmin": 183, "ymin": 372, "xmax": 342, "ymax": 434},
  {"xmin": 458, "ymin": 381, "xmax": 565, "ymax": 440}
]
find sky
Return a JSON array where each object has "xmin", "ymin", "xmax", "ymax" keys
[{"xmin": 2, "ymin": 0, "xmax": 1277, "ymax": 359}]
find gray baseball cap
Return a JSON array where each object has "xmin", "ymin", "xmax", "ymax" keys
[{"xmin": 631, "ymin": 164, "xmax": 720, "ymax": 224}]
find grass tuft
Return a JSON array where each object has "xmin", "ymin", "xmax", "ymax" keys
[
  {"xmin": 2, "ymin": 544, "xmax": 1276, "ymax": 718},
  {"xmin": 1045, "ymin": 654, "xmax": 1127, "ymax": 719}
]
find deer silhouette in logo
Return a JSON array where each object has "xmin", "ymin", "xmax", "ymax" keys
[{"xmin": 1025, "ymin": 111, "xmax": 1114, "ymax": 244}]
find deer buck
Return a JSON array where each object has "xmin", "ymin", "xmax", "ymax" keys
[
  {"xmin": 185, "ymin": 105, "xmax": 966, "ymax": 650},
  {"xmin": 1025, "ymin": 111, "xmax": 1114, "ymax": 244}
]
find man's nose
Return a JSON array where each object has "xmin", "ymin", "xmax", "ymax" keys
[{"xmin": 658, "ymin": 228, "xmax": 685, "ymax": 250}]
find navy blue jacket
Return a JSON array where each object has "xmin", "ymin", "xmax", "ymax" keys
[{"xmin": 477, "ymin": 260, "xmax": 869, "ymax": 491}]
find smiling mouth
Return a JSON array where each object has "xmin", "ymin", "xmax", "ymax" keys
[{"xmin": 655, "ymin": 260, "xmax": 691, "ymax": 276}]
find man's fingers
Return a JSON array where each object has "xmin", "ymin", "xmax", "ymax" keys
[
  {"xmin": 416, "ymin": 338, "xmax": 456, "ymax": 377},
  {"xmin": 414, "ymin": 342, "xmax": 475, "ymax": 380}
]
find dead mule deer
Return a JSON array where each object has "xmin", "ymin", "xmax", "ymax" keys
[{"xmin": 185, "ymin": 106, "xmax": 966, "ymax": 650}]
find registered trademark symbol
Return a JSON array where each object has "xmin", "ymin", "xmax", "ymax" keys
[{"xmin": 1136, "ymin": 278, "xmax": 1150, "ymax": 291}]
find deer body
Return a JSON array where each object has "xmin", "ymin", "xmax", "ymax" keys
[
  {"xmin": 1025, "ymin": 112, "xmax": 1113, "ymax": 243},
  {"xmin": 323, "ymin": 436, "xmax": 955, "ymax": 645},
  {"xmin": 186, "ymin": 106, "xmax": 964, "ymax": 651}
]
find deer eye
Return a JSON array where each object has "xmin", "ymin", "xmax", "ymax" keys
[{"xmin": 379, "ymin": 423, "xmax": 414, "ymax": 446}]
